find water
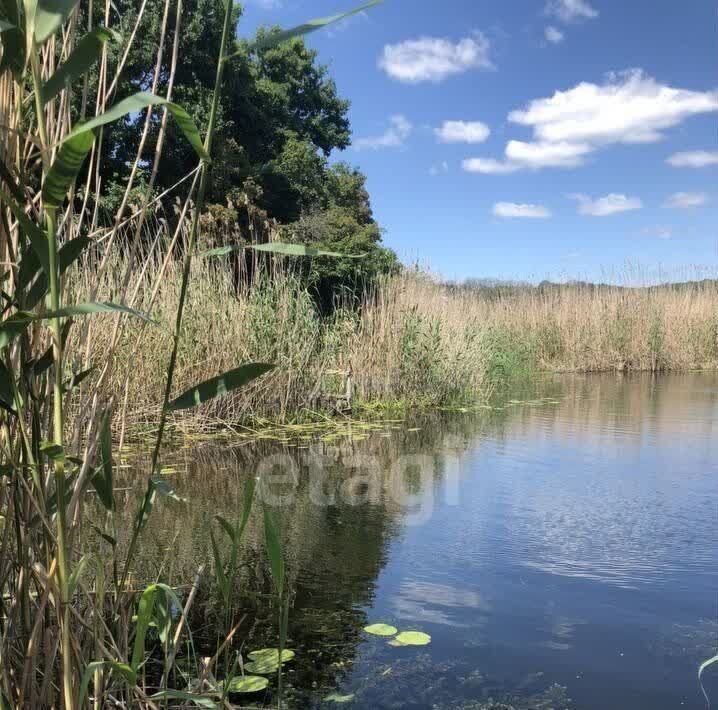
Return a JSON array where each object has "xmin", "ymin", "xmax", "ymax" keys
[{"xmin": 119, "ymin": 373, "xmax": 718, "ymax": 708}]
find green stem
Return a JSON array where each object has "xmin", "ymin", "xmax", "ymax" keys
[
  {"xmin": 117, "ymin": 0, "xmax": 234, "ymax": 598},
  {"xmin": 30, "ymin": 44, "xmax": 75, "ymax": 710}
]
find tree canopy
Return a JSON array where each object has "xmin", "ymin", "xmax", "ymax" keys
[{"xmin": 87, "ymin": 0, "xmax": 397, "ymax": 300}]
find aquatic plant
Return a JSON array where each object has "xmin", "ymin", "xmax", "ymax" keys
[{"xmin": 0, "ymin": 0, "xmax": 380, "ymax": 706}]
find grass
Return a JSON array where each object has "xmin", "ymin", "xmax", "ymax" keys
[{"xmin": 70, "ymin": 253, "xmax": 718, "ymax": 433}]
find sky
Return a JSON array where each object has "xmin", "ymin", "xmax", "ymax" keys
[{"xmin": 238, "ymin": 0, "xmax": 717, "ymax": 283}]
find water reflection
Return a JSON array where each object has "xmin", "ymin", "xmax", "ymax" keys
[{"xmin": 109, "ymin": 372, "xmax": 718, "ymax": 709}]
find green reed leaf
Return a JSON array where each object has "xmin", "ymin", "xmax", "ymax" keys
[
  {"xmin": 26, "ymin": 236, "xmax": 93, "ymax": 308},
  {"xmin": 90, "ymin": 413, "xmax": 113, "ymax": 510},
  {"xmin": 67, "ymin": 552, "xmax": 91, "ymax": 597},
  {"xmin": 34, "ymin": 0, "xmax": 80, "ymax": 43},
  {"xmin": 0, "ymin": 187, "xmax": 50, "ymax": 276},
  {"xmin": 63, "ymin": 91, "xmax": 208, "ymax": 161},
  {"xmin": 42, "ymin": 128, "xmax": 95, "ymax": 208},
  {"xmin": 43, "ymin": 27, "xmax": 119, "ymax": 104},
  {"xmin": 78, "ymin": 661, "xmax": 135, "ymax": 707},
  {"xmin": 203, "ymin": 242, "xmax": 363, "ymax": 259},
  {"xmin": 166, "ymin": 362, "xmax": 274, "ymax": 411},
  {"xmin": 263, "ymin": 507, "xmax": 284, "ymax": 598},
  {"xmin": 226, "ymin": 0, "xmax": 382, "ymax": 59},
  {"xmin": 131, "ymin": 585, "xmax": 156, "ymax": 673}
]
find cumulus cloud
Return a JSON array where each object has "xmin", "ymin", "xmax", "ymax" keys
[
  {"xmin": 462, "ymin": 158, "xmax": 519, "ymax": 175},
  {"xmin": 493, "ymin": 202, "xmax": 552, "ymax": 218},
  {"xmin": 463, "ymin": 70, "xmax": 718, "ymax": 174},
  {"xmin": 664, "ymin": 191, "xmax": 708, "ymax": 209},
  {"xmin": 429, "ymin": 160, "xmax": 449, "ymax": 176},
  {"xmin": 435, "ymin": 120, "xmax": 490, "ymax": 144},
  {"xmin": 569, "ymin": 193, "xmax": 643, "ymax": 216},
  {"xmin": 378, "ymin": 32, "xmax": 493, "ymax": 83},
  {"xmin": 667, "ymin": 151, "xmax": 718, "ymax": 168},
  {"xmin": 546, "ymin": 0, "xmax": 598, "ymax": 23},
  {"xmin": 354, "ymin": 115, "xmax": 412, "ymax": 150},
  {"xmin": 544, "ymin": 26, "xmax": 565, "ymax": 43}
]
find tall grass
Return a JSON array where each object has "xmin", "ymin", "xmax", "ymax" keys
[
  {"xmin": 72, "ymin": 247, "xmax": 718, "ymax": 431},
  {"xmin": 0, "ymin": 0, "xmax": 378, "ymax": 706}
]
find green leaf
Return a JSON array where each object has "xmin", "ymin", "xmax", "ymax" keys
[
  {"xmin": 43, "ymin": 27, "xmax": 119, "ymax": 104},
  {"xmin": 0, "ymin": 18, "xmax": 13, "ymax": 31},
  {"xmin": 166, "ymin": 362, "xmax": 274, "ymax": 411},
  {"xmin": 131, "ymin": 585, "xmax": 156, "ymax": 673},
  {"xmin": 262, "ymin": 507, "xmax": 284, "ymax": 598},
  {"xmin": 236, "ymin": 0, "xmax": 383, "ymax": 55},
  {"xmin": 62, "ymin": 365, "xmax": 95, "ymax": 392},
  {"xmin": 42, "ymin": 128, "xmax": 95, "ymax": 208},
  {"xmin": 90, "ymin": 413, "xmax": 113, "ymax": 510},
  {"xmin": 26, "ymin": 236, "xmax": 93, "ymax": 309},
  {"xmin": 226, "ymin": 675, "xmax": 269, "ymax": 693},
  {"xmin": 149, "ymin": 691, "xmax": 218, "ymax": 708},
  {"xmin": 247, "ymin": 648, "xmax": 295, "ymax": 664},
  {"xmin": 202, "ymin": 242, "xmax": 363, "ymax": 259},
  {"xmin": 40, "ymin": 440, "xmax": 64, "ymax": 461},
  {"xmin": 0, "ymin": 314, "xmax": 29, "ymax": 349},
  {"xmin": 364, "ymin": 623, "xmax": 397, "ymax": 637},
  {"xmin": 242, "ymin": 658, "xmax": 280, "ymax": 675},
  {"xmin": 0, "ymin": 187, "xmax": 50, "ymax": 277},
  {"xmin": 78, "ymin": 661, "xmax": 135, "ymax": 707},
  {"xmin": 0, "ymin": 359, "xmax": 15, "ymax": 410},
  {"xmin": 387, "ymin": 631, "xmax": 431, "ymax": 647},
  {"xmin": 63, "ymin": 91, "xmax": 208, "ymax": 162},
  {"xmin": 0, "ymin": 0, "xmax": 24, "ymax": 78},
  {"xmin": 67, "ymin": 553, "xmax": 91, "ymax": 597},
  {"xmin": 40, "ymin": 301, "xmax": 155, "ymax": 323},
  {"xmin": 34, "ymin": 0, "xmax": 79, "ymax": 43}
]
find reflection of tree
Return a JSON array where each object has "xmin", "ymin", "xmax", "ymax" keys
[{"xmin": 97, "ymin": 371, "xmax": 718, "ymax": 705}]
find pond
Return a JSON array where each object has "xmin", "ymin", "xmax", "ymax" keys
[{"xmin": 115, "ymin": 372, "xmax": 718, "ymax": 709}]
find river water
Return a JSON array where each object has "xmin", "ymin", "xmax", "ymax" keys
[{"xmin": 119, "ymin": 372, "xmax": 718, "ymax": 709}]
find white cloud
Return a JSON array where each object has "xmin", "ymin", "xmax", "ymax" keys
[
  {"xmin": 435, "ymin": 120, "xmax": 490, "ymax": 144},
  {"xmin": 544, "ymin": 26, "xmax": 565, "ymax": 43},
  {"xmin": 463, "ymin": 70, "xmax": 718, "ymax": 174},
  {"xmin": 493, "ymin": 202, "xmax": 552, "ymax": 218},
  {"xmin": 378, "ymin": 32, "xmax": 493, "ymax": 83},
  {"xmin": 429, "ymin": 160, "xmax": 449, "ymax": 176},
  {"xmin": 641, "ymin": 226, "xmax": 673, "ymax": 240},
  {"xmin": 462, "ymin": 157, "xmax": 519, "ymax": 174},
  {"xmin": 664, "ymin": 191, "xmax": 708, "ymax": 209},
  {"xmin": 569, "ymin": 193, "xmax": 643, "ymax": 216},
  {"xmin": 546, "ymin": 0, "xmax": 598, "ymax": 23},
  {"xmin": 354, "ymin": 115, "xmax": 412, "ymax": 150},
  {"xmin": 667, "ymin": 150, "xmax": 718, "ymax": 168}
]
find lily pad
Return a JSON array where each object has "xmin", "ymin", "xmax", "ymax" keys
[
  {"xmin": 325, "ymin": 692, "xmax": 355, "ymax": 703},
  {"xmin": 227, "ymin": 675, "xmax": 269, "ymax": 693},
  {"xmin": 364, "ymin": 623, "xmax": 398, "ymax": 636},
  {"xmin": 388, "ymin": 631, "xmax": 431, "ymax": 647},
  {"xmin": 243, "ymin": 658, "xmax": 281, "ymax": 674},
  {"xmin": 247, "ymin": 648, "xmax": 295, "ymax": 664}
]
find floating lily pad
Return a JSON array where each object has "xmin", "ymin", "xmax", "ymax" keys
[
  {"xmin": 243, "ymin": 658, "xmax": 280, "ymax": 674},
  {"xmin": 324, "ymin": 692, "xmax": 355, "ymax": 703},
  {"xmin": 364, "ymin": 623, "xmax": 398, "ymax": 636},
  {"xmin": 388, "ymin": 631, "xmax": 431, "ymax": 647},
  {"xmin": 227, "ymin": 675, "xmax": 269, "ymax": 693},
  {"xmin": 247, "ymin": 648, "xmax": 295, "ymax": 664}
]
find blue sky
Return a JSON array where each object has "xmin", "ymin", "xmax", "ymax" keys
[{"xmin": 239, "ymin": 0, "xmax": 717, "ymax": 283}]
